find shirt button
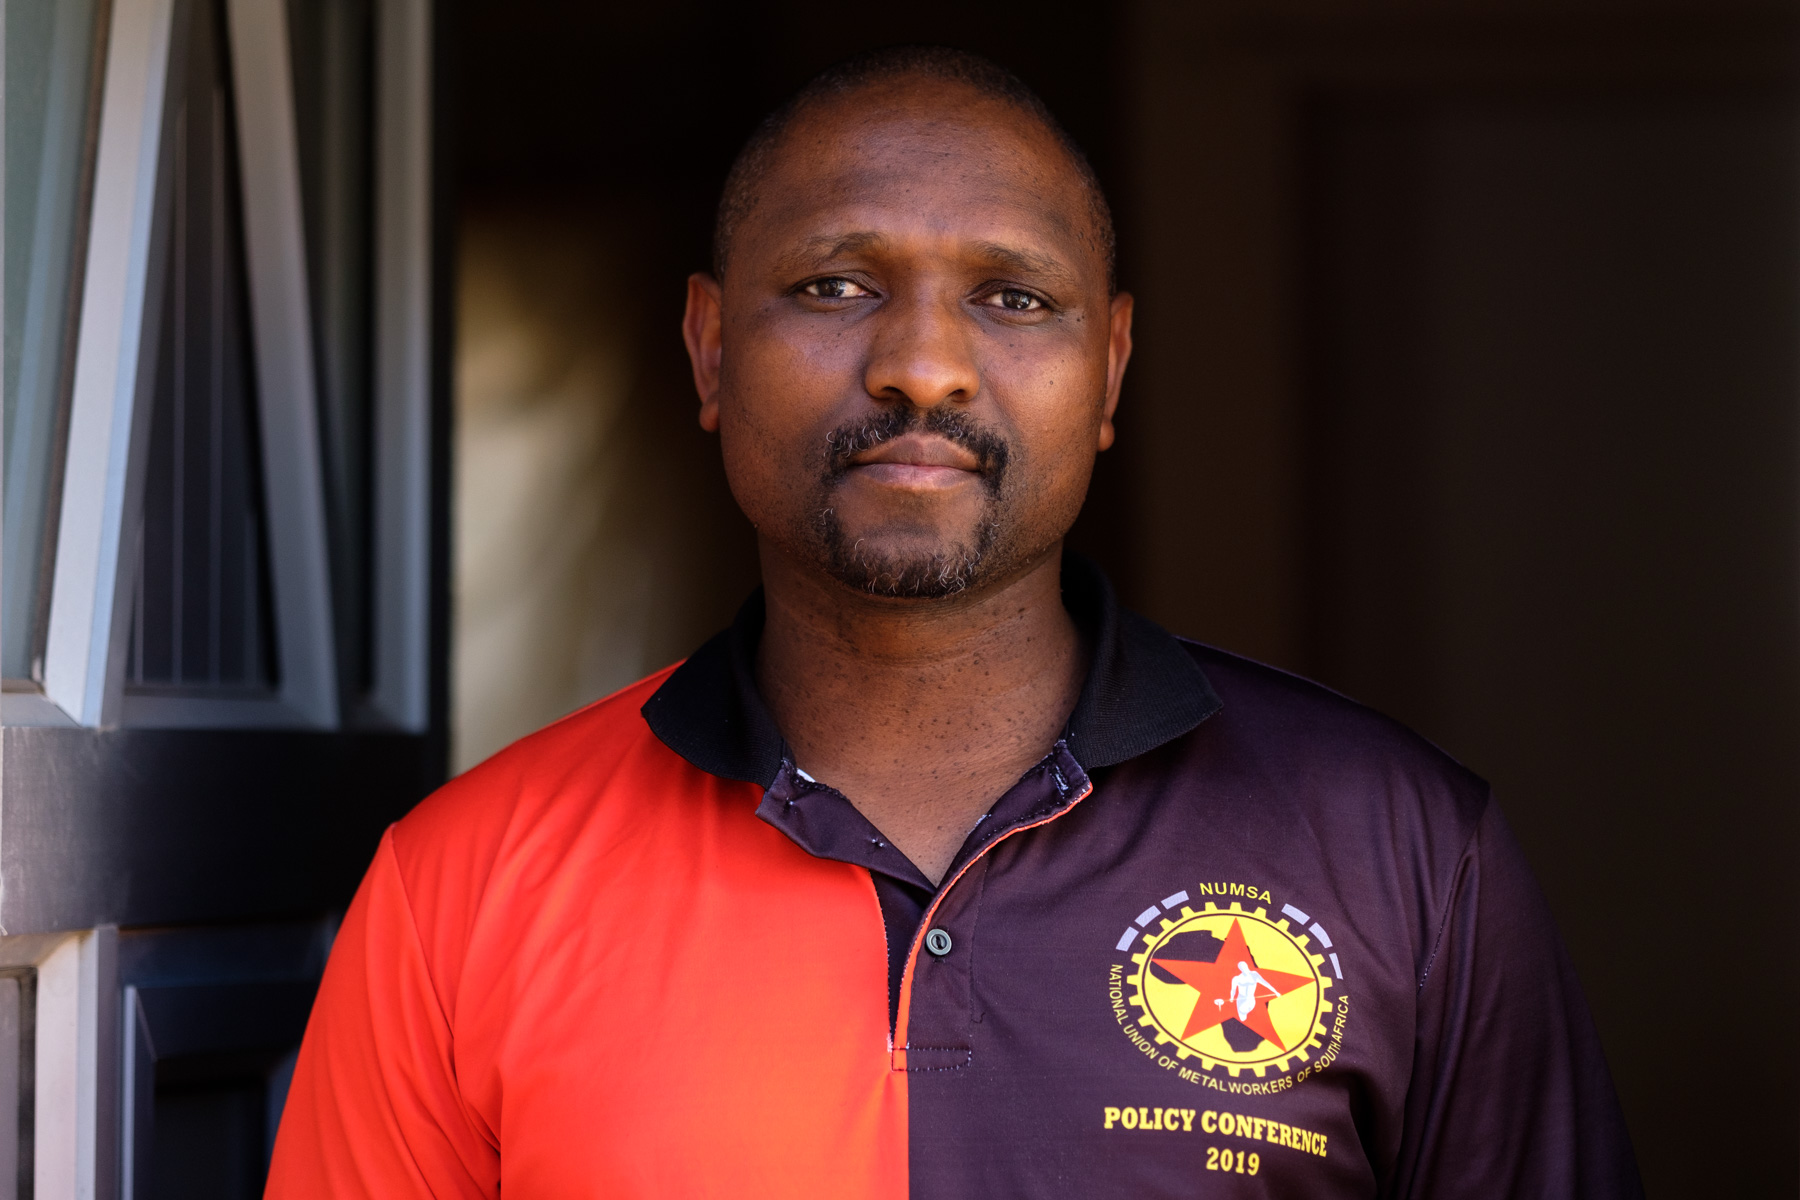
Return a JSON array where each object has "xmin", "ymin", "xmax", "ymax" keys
[{"xmin": 924, "ymin": 928, "xmax": 953, "ymax": 957}]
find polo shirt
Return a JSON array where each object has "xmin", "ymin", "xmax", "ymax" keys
[{"xmin": 268, "ymin": 556, "xmax": 1642, "ymax": 1198}]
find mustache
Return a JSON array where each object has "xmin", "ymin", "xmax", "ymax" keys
[{"xmin": 821, "ymin": 407, "xmax": 1011, "ymax": 484}]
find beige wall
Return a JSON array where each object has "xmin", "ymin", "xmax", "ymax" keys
[{"xmin": 452, "ymin": 204, "xmax": 756, "ymax": 770}]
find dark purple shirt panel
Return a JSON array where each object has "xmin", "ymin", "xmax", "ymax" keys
[
  {"xmin": 640, "ymin": 559, "xmax": 1642, "ymax": 1199},
  {"xmin": 900, "ymin": 645, "xmax": 1641, "ymax": 1199}
]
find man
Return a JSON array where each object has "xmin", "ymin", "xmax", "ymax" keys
[{"xmin": 269, "ymin": 47, "xmax": 1641, "ymax": 1198}]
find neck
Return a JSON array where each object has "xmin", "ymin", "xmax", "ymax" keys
[{"xmin": 755, "ymin": 543, "xmax": 1086, "ymax": 884}]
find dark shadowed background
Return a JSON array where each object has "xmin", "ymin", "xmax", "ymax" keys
[{"xmin": 448, "ymin": 3, "xmax": 1800, "ymax": 1194}]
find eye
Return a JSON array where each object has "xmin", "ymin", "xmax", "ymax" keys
[
  {"xmin": 802, "ymin": 277, "xmax": 874, "ymax": 299},
  {"xmin": 982, "ymin": 288, "xmax": 1045, "ymax": 312}
]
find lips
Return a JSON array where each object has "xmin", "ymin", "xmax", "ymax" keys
[
  {"xmin": 844, "ymin": 434, "xmax": 983, "ymax": 489},
  {"xmin": 821, "ymin": 409, "xmax": 1010, "ymax": 497},
  {"xmin": 847, "ymin": 434, "xmax": 983, "ymax": 473}
]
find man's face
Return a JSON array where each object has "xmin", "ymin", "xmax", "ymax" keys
[{"xmin": 684, "ymin": 81, "xmax": 1133, "ymax": 599}]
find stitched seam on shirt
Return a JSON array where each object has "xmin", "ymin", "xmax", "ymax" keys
[
  {"xmin": 966, "ymin": 857, "xmax": 991, "ymax": 1026},
  {"xmin": 382, "ymin": 832, "xmax": 500, "ymax": 1151},
  {"xmin": 384, "ymin": 832, "xmax": 453, "ymax": 1026},
  {"xmin": 865, "ymin": 867, "xmax": 896, "ymax": 1052},
  {"xmin": 1416, "ymin": 793, "xmax": 1489, "ymax": 993},
  {"xmin": 902, "ymin": 1045, "xmax": 974, "ymax": 1072}
]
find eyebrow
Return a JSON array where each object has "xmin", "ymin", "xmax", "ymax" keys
[
  {"xmin": 772, "ymin": 232, "xmax": 1082, "ymax": 290},
  {"xmin": 772, "ymin": 232, "xmax": 890, "ymax": 275},
  {"xmin": 968, "ymin": 241, "xmax": 1080, "ymax": 289}
]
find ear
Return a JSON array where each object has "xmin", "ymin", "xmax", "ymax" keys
[
  {"xmin": 1098, "ymin": 291, "xmax": 1134, "ymax": 452},
  {"xmin": 682, "ymin": 273, "xmax": 725, "ymax": 432}
]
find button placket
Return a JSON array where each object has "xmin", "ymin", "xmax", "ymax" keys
[
  {"xmin": 900, "ymin": 848, "xmax": 1008, "ymax": 1070},
  {"xmin": 899, "ymin": 890, "xmax": 975, "ymax": 1072},
  {"xmin": 895, "ymin": 748, "xmax": 1094, "ymax": 1072}
]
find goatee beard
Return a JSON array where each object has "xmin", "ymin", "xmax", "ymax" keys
[{"xmin": 813, "ymin": 407, "xmax": 1011, "ymax": 598}]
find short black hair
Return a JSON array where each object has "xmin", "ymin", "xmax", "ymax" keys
[{"xmin": 712, "ymin": 46, "xmax": 1116, "ymax": 290}]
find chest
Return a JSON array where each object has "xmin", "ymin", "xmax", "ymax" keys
[{"xmin": 454, "ymin": 783, "xmax": 1419, "ymax": 1199}]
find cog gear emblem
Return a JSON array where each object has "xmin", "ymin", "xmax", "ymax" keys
[{"xmin": 1126, "ymin": 901, "xmax": 1333, "ymax": 1078}]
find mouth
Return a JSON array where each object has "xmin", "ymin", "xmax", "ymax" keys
[{"xmin": 844, "ymin": 434, "xmax": 984, "ymax": 489}]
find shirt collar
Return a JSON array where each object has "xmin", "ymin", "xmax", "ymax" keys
[{"xmin": 640, "ymin": 553, "xmax": 1221, "ymax": 785}]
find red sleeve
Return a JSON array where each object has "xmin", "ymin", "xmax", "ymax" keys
[{"xmin": 266, "ymin": 830, "xmax": 499, "ymax": 1198}]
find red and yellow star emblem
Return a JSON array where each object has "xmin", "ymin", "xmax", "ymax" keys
[
  {"xmin": 1125, "ymin": 901, "xmax": 1334, "ymax": 1077},
  {"xmin": 1152, "ymin": 917, "xmax": 1315, "ymax": 1049}
]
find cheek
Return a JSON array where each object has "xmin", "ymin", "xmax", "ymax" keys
[
  {"xmin": 716, "ymin": 401, "xmax": 798, "ymax": 532},
  {"xmin": 728, "ymin": 305, "xmax": 866, "ymax": 400},
  {"xmin": 997, "ymin": 353, "xmax": 1107, "ymax": 482},
  {"xmin": 720, "ymin": 310, "xmax": 862, "ymax": 431},
  {"xmin": 713, "ymin": 340, "xmax": 840, "ymax": 529}
]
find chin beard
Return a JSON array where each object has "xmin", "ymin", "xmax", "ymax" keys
[
  {"xmin": 815, "ymin": 509, "xmax": 1001, "ymax": 598},
  {"xmin": 809, "ymin": 406, "xmax": 1013, "ymax": 598}
]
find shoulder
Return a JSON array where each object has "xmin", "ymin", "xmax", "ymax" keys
[
  {"xmin": 1162, "ymin": 642, "xmax": 1497, "ymax": 962},
  {"xmin": 1177, "ymin": 639, "xmax": 1490, "ymax": 826},
  {"xmin": 378, "ymin": 663, "xmax": 759, "ymax": 1003},
  {"xmin": 398, "ymin": 666, "xmax": 679, "ymax": 847},
  {"xmin": 382, "ymin": 665, "xmax": 702, "ymax": 943}
]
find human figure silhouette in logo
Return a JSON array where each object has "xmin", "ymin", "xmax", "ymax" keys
[{"xmin": 1230, "ymin": 960, "xmax": 1279, "ymax": 1022}]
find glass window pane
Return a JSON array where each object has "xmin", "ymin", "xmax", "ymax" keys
[
  {"xmin": 3, "ymin": 0, "xmax": 102, "ymax": 680},
  {"xmin": 288, "ymin": 0, "xmax": 376, "ymax": 697},
  {"xmin": 125, "ymin": 0, "xmax": 278, "ymax": 696}
]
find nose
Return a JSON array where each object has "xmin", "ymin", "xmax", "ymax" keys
[{"xmin": 862, "ymin": 293, "xmax": 980, "ymax": 409}]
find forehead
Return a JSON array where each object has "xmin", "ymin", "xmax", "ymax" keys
[{"xmin": 740, "ymin": 85, "xmax": 1098, "ymax": 272}]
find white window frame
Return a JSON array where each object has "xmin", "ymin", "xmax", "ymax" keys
[
  {"xmin": 369, "ymin": 0, "xmax": 432, "ymax": 733},
  {"xmin": 32, "ymin": 0, "xmax": 432, "ymax": 733},
  {"xmin": 0, "ymin": 927, "xmax": 119, "ymax": 1200}
]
